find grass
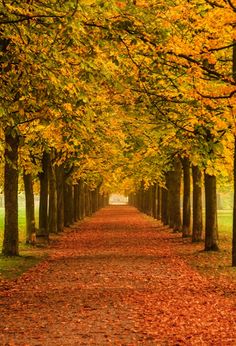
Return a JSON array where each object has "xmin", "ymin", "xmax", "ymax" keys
[
  {"xmin": 0, "ymin": 254, "xmax": 44, "ymax": 280},
  {"xmin": 0, "ymin": 206, "xmax": 39, "ymax": 245},
  {"xmin": 0, "ymin": 206, "xmax": 43, "ymax": 280},
  {"xmin": 218, "ymin": 210, "xmax": 232, "ymax": 237}
]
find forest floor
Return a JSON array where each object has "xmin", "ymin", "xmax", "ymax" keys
[{"xmin": 1, "ymin": 206, "xmax": 236, "ymax": 346}]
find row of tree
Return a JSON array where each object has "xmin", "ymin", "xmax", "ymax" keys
[
  {"xmin": 4, "ymin": 148, "xmax": 109, "ymax": 255},
  {"xmin": 0, "ymin": 0, "xmax": 125, "ymax": 255},
  {"xmin": 1, "ymin": 1, "xmax": 236, "ymax": 264},
  {"xmin": 130, "ymin": 157, "xmax": 218, "ymax": 251}
]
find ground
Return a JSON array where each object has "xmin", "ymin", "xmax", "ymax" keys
[{"xmin": 0, "ymin": 206, "xmax": 236, "ymax": 345}]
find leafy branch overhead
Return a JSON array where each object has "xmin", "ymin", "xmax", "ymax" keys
[{"xmin": 1, "ymin": 1, "xmax": 236, "ymax": 262}]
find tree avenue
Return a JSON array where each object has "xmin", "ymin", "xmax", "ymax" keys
[{"xmin": 0, "ymin": 0, "xmax": 236, "ymax": 265}]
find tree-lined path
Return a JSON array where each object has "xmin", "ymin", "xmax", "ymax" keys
[{"xmin": 1, "ymin": 206, "xmax": 236, "ymax": 346}]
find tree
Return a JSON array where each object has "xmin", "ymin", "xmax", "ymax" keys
[
  {"xmin": 0, "ymin": 0, "xmax": 81, "ymax": 253},
  {"xmin": 167, "ymin": 157, "xmax": 182, "ymax": 232},
  {"xmin": 192, "ymin": 165, "xmax": 203, "ymax": 242},
  {"xmin": 2, "ymin": 129, "xmax": 19, "ymax": 255},
  {"xmin": 182, "ymin": 157, "xmax": 191, "ymax": 237},
  {"xmin": 205, "ymin": 173, "xmax": 219, "ymax": 251},
  {"xmin": 23, "ymin": 170, "xmax": 36, "ymax": 244}
]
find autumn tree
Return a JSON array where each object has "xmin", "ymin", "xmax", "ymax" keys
[{"xmin": 0, "ymin": 0, "xmax": 83, "ymax": 254}]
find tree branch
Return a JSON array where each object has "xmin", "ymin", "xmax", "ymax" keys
[
  {"xmin": 204, "ymin": 0, "xmax": 224, "ymax": 8},
  {"xmin": 14, "ymin": 117, "xmax": 41, "ymax": 128},
  {"xmin": 0, "ymin": 13, "xmax": 65, "ymax": 25},
  {"xmin": 196, "ymin": 88, "xmax": 236, "ymax": 99},
  {"xmin": 208, "ymin": 43, "xmax": 236, "ymax": 52},
  {"xmin": 226, "ymin": 0, "xmax": 236, "ymax": 11}
]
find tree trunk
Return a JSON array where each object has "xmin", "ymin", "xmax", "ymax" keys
[
  {"xmin": 64, "ymin": 181, "xmax": 73, "ymax": 226},
  {"xmin": 232, "ymin": 135, "xmax": 236, "ymax": 265},
  {"xmin": 74, "ymin": 184, "xmax": 79, "ymax": 221},
  {"xmin": 147, "ymin": 187, "xmax": 153, "ymax": 216},
  {"xmin": 204, "ymin": 173, "xmax": 219, "ymax": 251},
  {"xmin": 94, "ymin": 187, "xmax": 100, "ymax": 212},
  {"xmin": 2, "ymin": 129, "xmax": 19, "ymax": 256},
  {"xmin": 168, "ymin": 158, "xmax": 182, "ymax": 232},
  {"xmin": 48, "ymin": 155, "xmax": 57, "ymax": 233},
  {"xmin": 84, "ymin": 185, "xmax": 91, "ymax": 217},
  {"xmin": 161, "ymin": 186, "xmax": 168, "ymax": 225},
  {"xmin": 56, "ymin": 164, "xmax": 64, "ymax": 232},
  {"xmin": 157, "ymin": 185, "xmax": 162, "ymax": 220},
  {"xmin": 192, "ymin": 165, "xmax": 203, "ymax": 242},
  {"xmin": 79, "ymin": 180, "xmax": 86, "ymax": 219},
  {"xmin": 77, "ymin": 179, "xmax": 82, "ymax": 220},
  {"xmin": 23, "ymin": 171, "xmax": 36, "ymax": 244},
  {"xmin": 38, "ymin": 151, "xmax": 49, "ymax": 239},
  {"xmin": 140, "ymin": 181, "xmax": 145, "ymax": 213},
  {"xmin": 232, "ymin": 41, "xmax": 236, "ymax": 265},
  {"xmin": 129, "ymin": 192, "xmax": 136, "ymax": 207},
  {"xmin": 152, "ymin": 184, "xmax": 157, "ymax": 219},
  {"xmin": 88, "ymin": 189, "xmax": 92, "ymax": 216},
  {"xmin": 91, "ymin": 189, "xmax": 97, "ymax": 214},
  {"xmin": 182, "ymin": 157, "xmax": 191, "ymax": 237},
  {"xmin": 144, "ymin": 189, "xmax": 148, "ymax": 214},
  {"xmin": 104, "ymin": 194, "xmax": 109, "ymax": 206},
  {"xmin": 98, "ymin": 192, "xmax": 103, "ymax": 209}
]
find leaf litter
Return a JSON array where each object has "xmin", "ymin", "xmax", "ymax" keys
[{"xmin": 0, "ymin": 205, "xmax": 236, "ymax": 345}]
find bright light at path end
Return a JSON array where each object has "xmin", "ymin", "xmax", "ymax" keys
[{"xmin": 109, "ymin": 194, "xmax": 128, "ymax": 205}]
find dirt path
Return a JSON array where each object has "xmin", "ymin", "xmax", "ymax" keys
[{"xmin": 1, "ymin": 206, "xmax": 236, "ymax": 345}]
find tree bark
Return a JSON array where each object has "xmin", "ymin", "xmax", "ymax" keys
[
  {"xmin": 94, "ymin": 187, "xmax": 100, "ymax": 212},
  {"xmin": 79, "ymin": 180, "xmax": 86, "ymax": 219},
  {"xmin": 232, "ymin": 135, "xmax": 236, "ymax": 265},
  {"xmin": 140, "ymin": 181, "xmax": 145, "ymax": 213},
  {"xmin": 91, "ymin": 189, "xmax": 97, "ymax": 214},
  {"xmin": 84, "ymin": 185, "xmax": 91, "ymax": 217},
  {"xmin": 232, "ymin": 40, "xmax": 236, "ymax": 265},
  {"xmin": 2, "ymin": 129, "xmax": 19, "ymax": 256},
  {"xmin": 168, "ymin": 158, "xmax": 182, "ymax": 232},
  {"xmin": 23, "ymin": 171, "xmax": 36, "ymax": 244},
  {"xmin": 73, "ymin": 184, "xmax": 78, "ymax": 221},
  {"xmin": 192, "ymin": 165, "xmax": 203, "ymax": 242},
  {"xmin": 182, "ymin": 157, "xmax": 191, "ymax": 237},
  {"xmin": 204, "ymin": 173, "xmax": 219, "ymax": 251},
  {"xmin": 98, "ymin": 192, "xmax": 103, "ymax": 209},
  {"xmin": 157, "ymin": 185, "xmax": 162, "ymax": 220},
  {"xmin": 56, "ymin": 164, "xmax": 64, "ymax": 232},
  {"xmin": 148, "ymin": 187, "xmax": 153, "ymax": 216},
  {"xmin": 48, "ymin": 155, "xmax": 57, "ymax": 233},
  {"xmin": 64, "ymin": 181, "xmax": 73, "ymax": 226},
  {"xmin": 152, "ymin": 184, "xmax": 157, "ymax": 219},
  {"xmin": 161, "ymin": 186, "xmax": 168, "ymax": 225},
  {"xmin": 77, "ymin": 179, "xmax": 82, "ymax": 220},
  {"xmin": 38, "ymin": 151, "xmax": 50, "ymax": 239}
]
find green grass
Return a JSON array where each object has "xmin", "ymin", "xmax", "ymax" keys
[
  {"xmin": 218, "ymin": 210, "xmax": 232, "ymax": 238},
  {"xmin": 0, "ymin": 207, "xmax": 28, "ymax": 245},
  {"xmin": 0, "ymin": 254, "xmax": 43, "ymax": 279},
  {"xmin": 0, "ymin": 207, "xmax": 39, "ymax": 245},
  {"xmin": 0, "ymin": 207, "xmax": 42, "ymax": 280}
]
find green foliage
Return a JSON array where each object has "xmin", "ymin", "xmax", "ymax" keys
[{"xmin": 0, "ymin": 0, "xmax": 235, "ymax": 194}]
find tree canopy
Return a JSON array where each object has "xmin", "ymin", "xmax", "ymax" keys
[
  {"xmin": 1, "ymin": 0, "xmax": 236, "ymax": 261},
  {"xmin": 0, "ymin": 0, "xmax": 234, "ymax": 190}
]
